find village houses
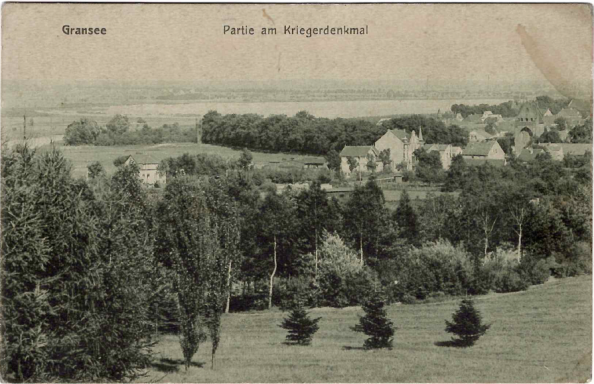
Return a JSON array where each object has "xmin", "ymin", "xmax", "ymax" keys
[{"xmin": 374, "ymin": 128, "xmax": 424, "ymax": 171}]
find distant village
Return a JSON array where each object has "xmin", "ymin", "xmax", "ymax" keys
[{"xmin": 123, "ymin": 98, "xmax": 592, "ymax": 197}]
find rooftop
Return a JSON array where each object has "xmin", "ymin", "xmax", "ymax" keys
[
  {"xmin": 462, "ymin": 141, "xmax": 498, "ymax": 157},
  {"xmin": 339, "ymin": 145, "xmax": 379, "ymax": 158}
]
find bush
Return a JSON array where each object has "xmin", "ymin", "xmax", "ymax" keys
[
  {"xmin": 445, "ymin": 298, "xmax": 491, "ymax": 347},
  {"xmin": 492, "ymin": 269, "xmax": 529, "ymax": 293},
  {"xmin": 316, "ymin": 233, "xmax": 379, "ymax": 308},
  {"xmin": 481, "ymin": 248, "xmax": 529, "ymax": 293},
  {"xmin": 390, "ymin": 240, "xmax": 474, "ymax": 301},
  {"xmin": 517, "ymin": 254, "xmax": 553, "ymax": 285}
]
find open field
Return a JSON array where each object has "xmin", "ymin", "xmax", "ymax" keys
[
  {"xmin": 140, "ymin": 275, "xmax": 592, "ymax": 383},
  {"xmin": 45, "ymin": 142, "xmax": 323, "ymax": 179}
]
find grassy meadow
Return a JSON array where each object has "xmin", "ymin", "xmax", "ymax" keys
[
  {"xmin": 140, "ymin": 275, "xmax": 592, "ymax": 383},
  {"xmin": 44, "ymin": 142, "xmax": 322, "ymax": 179}
]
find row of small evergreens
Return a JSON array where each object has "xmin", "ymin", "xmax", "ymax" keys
[{"xmin": 281, "ymin": 294, "xmax": 490, "ymax": 349}]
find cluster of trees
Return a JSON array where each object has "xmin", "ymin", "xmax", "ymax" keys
[
  {"xmin": 451, "ymin": 100, "xmax": 520, "ymax": 118},
  {"xmin": 201, "ymin": 111, "xmax": 469, "ymax": 155},
  {"xmin": 2, "ymin": 146, "xmax": 158, "ymax": 381},
  {"xmin": 2, "ymin": 141, "xmax": 590, "ymax": 380},
  {"xmin": 451, "ymin": 96, "xmax": 571, "ymax": 118},
  {"xmin": 157, "ymin": 151, "xmax": 334, "ymax": 186},
  {"xmin": 568, "ymin": 118, "xmax": 593, "ymax": 143},
  {"xmin": 1, "ymin": 146, "xmax": 237, "ymax": 381},
  {"xmin": 533, "ymin": 96, "xmax": 572, "ymax": 115},
  {"xmin": 64, "ymin": 115, "xmax": 197, "ymax": 146},
  {"xmin": 536, "ymin": 118, "xmax": 593, "ymax": 144}
]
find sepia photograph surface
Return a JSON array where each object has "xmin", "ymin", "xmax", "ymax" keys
[{"xmin": 1, "ymin": 3, "xmax": 592, "ymax": 383}]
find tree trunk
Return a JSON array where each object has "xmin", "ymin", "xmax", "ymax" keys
[
  {"xmin": 314, "ymin": 228, "xmax": 318, "ymax": 278},
  {"xmin": 517, "ymin": 225, "xmax": 522, "ymax": 260},
  {"xmin": 484, "ymin": 235, "xmax": 488, "ymax": 257},
  {"xmin": 225, "ymin": 260, "xmax": 232, "ymax": 314},
  {"xmin": 359, "ymin": 230, "xmax": 364, "ymax": 265},
  {"xmin": 268, "ymin": 236, "xmax": 277, "ymax": 310}
]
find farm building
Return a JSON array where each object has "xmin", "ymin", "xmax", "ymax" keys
[
  {"xmin": 462, "ymin": 141, "xmax": 505, "ymax": 161},
  {"xmin": 124, "ymin": 154, "xmax": 166, "ymax": 186},
  {"xmin": 302, "ymin": 158, "xmax": 327, "ymax": 169}
]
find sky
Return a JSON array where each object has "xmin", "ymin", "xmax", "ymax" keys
[{"xmin": 2, "ymin": 4, "xmax": 592, "ymax": 98}]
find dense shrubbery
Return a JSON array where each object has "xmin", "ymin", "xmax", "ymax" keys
[
  {"xmin": 64, "ymin": 115, "xmax": 197, "ymax": 146},
  {"xmin": 385, "ymin": 241, "xmax": 474, "ymax": 302},
  {"xmin": 201, "ymin": 111, "xmax": 469, "ymax": 155}
]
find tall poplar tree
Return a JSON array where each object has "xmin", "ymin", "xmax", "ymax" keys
[{"xmin": 155, "ymin": 178, "xmax": 217, "ymax": 370}]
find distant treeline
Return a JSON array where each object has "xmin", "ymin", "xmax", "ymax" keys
[
  {"xmin": 64, "ymin": 115, "xmax": 197, "ymax": 146},
  {"xmin": 200, "ymin": 111, "xmax": 469, "ymax": 155},
  {"xmin": 451, "ymin": 96, "xmax": 571, "ymax": 118}
]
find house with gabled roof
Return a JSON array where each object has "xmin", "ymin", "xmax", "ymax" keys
[
  {"xmin": 560, "ymin": 143, "xmax": 592, "ymax": 157},
  {"xmin": 422, "ymin": 143, "xmax": 453, "ymax": 169},
  {"xmin": 374, "ymin": 128, "xmax": 424, "ymax": 171},
  {"xmin": 339, "ymin": 145, "xmax": 382, "ymax": 175},
  {"xmin": 517, "ymin": 147, "xmax": 546, "ymax": 162},
  {"xmin": 462, "ymin": 141, "xmax": 505, "ymax": 163},
  {"xmin": 568, "ymin": 99, "xmax": 592, "ymax": 118},
  {"xmin": 469, "ymin": 129, "xmax": 497, "ymax": 143},
  {"xmin": 451, "ymin": 146, "xmax": 463, "ymax": 158},
  {"xmin": 556, "ymin": 108, "xmax": 583, "ymax": 128},
  {"xmin": 124, "ymin": 154, "xmax": 166, "ymax": 186}
]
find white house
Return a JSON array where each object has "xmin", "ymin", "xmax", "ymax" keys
[
  {"xmin": 124, "ymin": 155, "xmax": 166, "ymax": 186},
  {"xmin": 374, "ymin": 128, "xmax": 424, "ymax": 171},
  {"xmin": 339, "ymin": 146, "xmax": 382, "ymax": 175}
]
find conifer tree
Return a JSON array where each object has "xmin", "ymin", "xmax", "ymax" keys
[
  {"xmin": 445, "ymin": 298, "xmax": 491, "ymax": 347},
  {"xmin": 351, "ymin": 294, "xmax": 395, "ymax": 349},
  {"xmin": 279, "ymin": 303, "xmax": 321, "ymax": 346}
]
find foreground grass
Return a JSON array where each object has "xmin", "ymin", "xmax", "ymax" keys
[{"xmin": 140, "ymin": 275, "xmax": 592, "ymax": 382}]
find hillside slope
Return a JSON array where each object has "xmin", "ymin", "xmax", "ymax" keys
[{"xmin": 143, "ymin": 275, "xmax": 592, "ymax": 383}]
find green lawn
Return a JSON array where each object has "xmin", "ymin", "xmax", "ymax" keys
[
  {"xmin": 48, "ymin": 143, "xmax": 322, "ymax": 179},
  {"xmin": 140, "ymin": 275, "xmax": 592, "ymax": 383}
]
